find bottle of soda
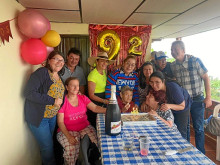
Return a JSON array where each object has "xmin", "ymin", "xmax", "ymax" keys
[{"xmin": 105, "ymin": 85, "xmax": 121, "ymax": 136}]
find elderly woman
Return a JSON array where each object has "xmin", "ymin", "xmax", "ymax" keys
[
  {"xmin": 138, "ymin": 61, "xmax": 154, "ymax": 106},
  {"xmin": 148, "ymin": 71, "xmax": 192, "ymax": 141},
  {"xmin": 57, "ymin": 77, "xmax": 106, "ymax": 164},
  {"xmin": 87, "ymin": 52, "xmax": 114, "ymax": 128},
  {"xmin": 105, "ymin": 55, "xmax": 139, "ymax": 107},
  {"xmin": 24, "ymin": 51, "xmax": 65, "ymax": 165},
  {"xmin": 144, "ymin": 89, "xmax": 174, "ymax": 128}
]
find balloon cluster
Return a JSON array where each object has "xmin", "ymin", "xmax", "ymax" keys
[{"xmin": 18, "ymin": 9, "xmax": 61, "ymax": 65}]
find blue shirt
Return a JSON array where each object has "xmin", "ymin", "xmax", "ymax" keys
[{"xmin": 166, "ymin": 81, "xmax": 192, "ymax": 113}]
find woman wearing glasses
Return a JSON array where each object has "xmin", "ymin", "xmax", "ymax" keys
[
  {"xmin": 147, "ymin": 71, "xmax": 192, "ymax": 141},
  {"xmin": 105, "ymin": 55, "xmax": 139, "ymax": 108},
  {"xmin": 24, "ymin": 51, "xmax": 65, "ymax": 165}
]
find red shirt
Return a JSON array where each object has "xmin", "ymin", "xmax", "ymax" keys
[{"xmin": 117, "ymin": 96, "xmax": 135, "ymax": 113}]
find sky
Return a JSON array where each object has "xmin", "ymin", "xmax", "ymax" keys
[{"xmin": 152, "ymin": 28, "xmax": 220, "ymax": 79}]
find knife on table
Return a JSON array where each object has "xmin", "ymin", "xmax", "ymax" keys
[{"xmin": 165, "ymin": 146, "xmax": 193, "ymax": 155}]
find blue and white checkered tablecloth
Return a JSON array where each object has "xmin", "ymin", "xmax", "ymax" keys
[{"xmin": 96, "ymin": 114, "xmax": 215, "ymax": 165}]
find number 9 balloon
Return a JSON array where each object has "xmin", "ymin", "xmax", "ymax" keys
[
  {"xmin": 128, "ymin": 36, "xmax": 142, "ymax": 56},
  {"xmin": 97, "ymin": 30, "xmax": 120, "ymax": 60}
]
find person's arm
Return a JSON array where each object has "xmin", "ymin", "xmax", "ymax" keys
[
  {"xmin": 160, "ymin": 101, "xmax": 185, "ymax": 111},
  {"xmin": 201, "ymin": 73, "xmax": 212, "ymax": 108},
  {"xmin": 24, "ymin": 68, "xmax": 55, "ymax": 105},
  {"xmin": 57, "ymin": 113, "xmax": 78, "ymax": 145},
  {"xmin": 105, "ymin": 71, "xmax": 117, "ymax": 99},
  {"xmin": 88, "ymin": 81, "xmax": 108, "ymax": 104},
  {"xmin": 133, "ymin": 73, "xmax": 139, "ymax": 106},
  {"xmin": 148, "ymin": 110, "xmax": 173, "ymax": 127},
  {"xmin": 87, "ymin": 102, "xmax": 106, "ymax": 113}
]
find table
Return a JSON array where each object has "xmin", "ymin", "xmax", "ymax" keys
[{"xmin": 96, "ymin": 114, "xmax": 215, "ymax": 165}]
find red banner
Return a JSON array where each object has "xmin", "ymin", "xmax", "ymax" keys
[
  {"xmin": 0, "ymin": 20, "xmax": 13, "ymax": 44},
  {"xmin": 89, "ymin": 24, "xmax": 151, "ymax": 69}
]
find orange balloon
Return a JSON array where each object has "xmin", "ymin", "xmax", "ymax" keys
[{"xmin": 41, "ymin": 30, "xmax": 61, "ymax": 47}]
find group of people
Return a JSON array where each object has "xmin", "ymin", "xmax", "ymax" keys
[{"xmin": 24, "ymin": 40, "xmax": 212, "ymax": 165}]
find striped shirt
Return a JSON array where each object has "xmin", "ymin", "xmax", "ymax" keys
[
  {"xmin": 105, "ymin": 69, "xmax": 139, "ymax": 106},
  {"xmin": 170, "ymin": 54, "xmax": 207, "ymax": 97}
]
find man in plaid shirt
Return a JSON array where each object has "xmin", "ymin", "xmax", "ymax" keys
[{"xmin": 170, "ymin": 40, "xmax": 212, "ymax": 154}]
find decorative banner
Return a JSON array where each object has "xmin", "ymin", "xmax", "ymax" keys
[
  {"xmin": 0, "ymin": 20, "xmax": 13, "ymax": 44},
  {"xmin": 89, "ymin": 24, "xmax": 152, "ymax": 69}
]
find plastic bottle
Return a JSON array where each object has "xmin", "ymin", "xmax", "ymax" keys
[{"xmin": 105, "ymin": 85, "xmax": 121, "ymax": 136}]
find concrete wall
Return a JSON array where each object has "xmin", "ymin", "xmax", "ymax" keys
[{"xmin": 0, "ymin": 0, "xmax": 41, "ymax": 165}]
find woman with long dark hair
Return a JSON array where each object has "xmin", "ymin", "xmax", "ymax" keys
[
  {"xmin": 138, "ymin": 61, "xmax": 154, "ymax": 106},
  {"xmin": 148, "ymin": 71, "xmax": 192, "ymax": 141}
]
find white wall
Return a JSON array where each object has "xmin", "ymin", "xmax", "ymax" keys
[{"xmin": 0, "ymin": 1, "xmax": 41, "ymax": 164}]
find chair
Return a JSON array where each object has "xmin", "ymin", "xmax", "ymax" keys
[
  {"xmin": 76, "ymin": 134, "xmax": 101, "ymax": 165},
  {"xmin": 214, "ymin": 104, "xmax": 220, "ymax": 161}
]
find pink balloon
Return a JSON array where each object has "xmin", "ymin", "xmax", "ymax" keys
[
  {"xmin": 18, "ymin": 9, "xmax": 49, "ymax": 38},
  {"xmin": 47, "ymin": 20, "xmax": 51, "ymax": 30},
  {"xmin": 46, "ymin": 46, "xmax": 54, "ymax": 56},
  {"xmin": 21, "ymin": 39, "xmax": 47, "ymax": 65}
]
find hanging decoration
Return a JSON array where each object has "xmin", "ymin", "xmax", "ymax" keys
[
  {"xmin": 41, "ymin": 30, "xmax": 61, "ymax": 47},
  {"xmin": 128, "ymin": 36, "xmax": 142, "ymax": 56},
  {"xmin": 89, "ymin": 24, "xmax": 152, "ymax": 69},
  {"xmin": 17, "ymin": 9, "xmax": 49, "ymax": 38},
  {"xmin": 0, "ymin": 20, "xmax": 13, "ymax": 44},
  {"xmin": 21, "ymin": 38, "xmax": 47, "ymax": 65},
  {"xmin": 97, "ymin": 30, "xmax": 120, "ymax": 60}
]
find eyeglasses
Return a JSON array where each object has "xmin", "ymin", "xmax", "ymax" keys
[
  {"xmin": 125, "ymin": 62, "xmax": 135, "ymax": 67},
  {"xmin": 51, "ymin": 58, "xmax": 65, "ymax": 63}
]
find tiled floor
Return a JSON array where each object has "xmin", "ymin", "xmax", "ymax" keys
[{"xmin": 190, "ymin": 128, "xmax": 220, "ymax": 165}]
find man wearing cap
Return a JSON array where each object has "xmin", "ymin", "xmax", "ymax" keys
[
  {"xmin": 60, "ymin": 47, "xmax": 86, "ymax": 94},
  {"xmin": 155, "ymin": 51, "xmax": 174, "ymax": 80},
  {"xmin": 170, "ymin": 40, "xmax": 212, "ymax": 154}
]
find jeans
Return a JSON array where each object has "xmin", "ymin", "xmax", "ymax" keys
[
  {"xmin": 28, "ymin": 116, "xmax": 56, "ymax": 165},
  {"xmin": 188, "ymin": 95, "xmax": 205, "ymax": 154},
  {"xmin": 173, "ymin": 108, "xmax": 190, "ymax": 141}
]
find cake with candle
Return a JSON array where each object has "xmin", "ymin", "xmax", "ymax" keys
[{"xmin": 121, "ymin": 113, "xmax": 156, "ymax": 125}]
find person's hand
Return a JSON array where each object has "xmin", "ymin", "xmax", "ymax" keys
[
  {"xmin": 122, "ymin": 103, "xmax": 130, "ymax": 112},
  {"xmin": 54, "ymin": 98, "xmax": 62, "ymax": 108},
  {"xmin": 148, "ymin": 110, "xmax": 159, "ymax": 117},
  {"xmin": 67, "ymin": 135, "xmax": 78, "ymax": 145},
  {"xmin": 103, "ymin": 99, "xmax": 109, "ymax": 105},
  {"xmin": 204, "ymin": 97, "xmax": 212, "ymax": 108},
  {"xmin": 160, "ymin": 104, "xmax": 170, "ymax": 111}
]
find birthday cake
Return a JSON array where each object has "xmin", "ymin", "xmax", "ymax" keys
[{"xmin": 121, "ymin": 113, "xmax": 157, "ymax": 125}]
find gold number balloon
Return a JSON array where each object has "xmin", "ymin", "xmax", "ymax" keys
[
  {"xmin": 128, "ymin": 36, "xmax": 142, "ymax": 56},
  {"xmin": 97, "ymin": 30, "xmax": 120, "ymax": 60}
]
